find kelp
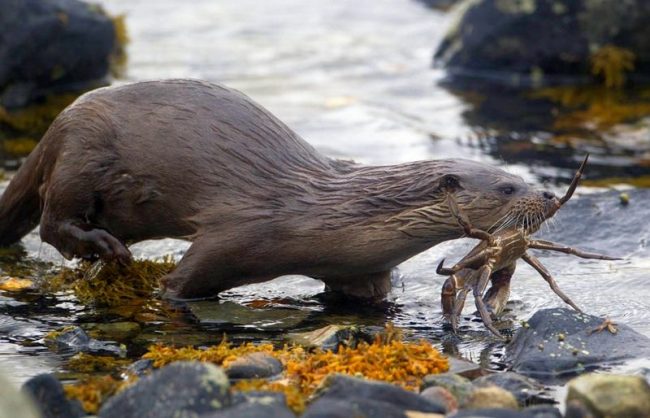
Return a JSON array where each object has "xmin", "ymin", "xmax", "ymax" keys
[{"xmin": 44, "ymin": 257, "xmax": 176, "ymax": 306}]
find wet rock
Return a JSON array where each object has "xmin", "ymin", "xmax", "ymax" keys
[
  {"xmin": 22, "ymin": 374, "xmax": 85, "ymax": 418},
  {"xmin": 0, "ymin": 368, "xmax": 40, "ymax": 418},
  {"xmin": 419, "ymin": 386, "xmax": 457, "ymax": 413},
  {"xmin": 45, "ymin": 326, "xmax": 125, "ymax": 356},
  {"xmin": 564, "ymin": 399, "xmax": 596, "ymax": 418},
  {"xmin": 447, "ymin": 357, "xmax": 485, "ymax": 379},
  {"xmin": 421, "ymin": 373, "xmax": 473, "ymax": 405},
  {"xmin": 87, "ymin": 322, "xmax": 141, "ymax": 341},
  {"xmin": 0, "ymin": 0, "xmax": 117, "ymax": 108},
  {"xmin": 287, "ymin": 324, "xmax": 370, "ymax": 351},
  {"xmin": 203, "ymin": 391, "xmax": 295, "ymax": 418},
  {"xmin": 303, "ymin": 397, "xmax": 400, "ymax": 418},
  {"xmin": 505, "ymin": 308, "xmax": 650, "ymax": 378},
  {"xmin": 473, "ymin": 372, "xmax": 553, "ymax": 406},
  {"xmin": 123, "ymin": 359, "xmax": 154, "ymax": 377},
  {"xmin": 434, "ymin": 0, "xmax": 650, "ymax": 87},
  {"xmin": 416, "ymin": 0, "xmax": 459, "ymax": 12},
  {"xmin": 98, "ymin": 361, "xmax": 231, "ymax": 418},
  {"xmin": 314, "ymin": 374, "xmax": 446, "ymax": 414},
  {"xmin": 449, "ymin": 409, "xmax": 535, "ymax": 418},
  {"xmin": 188, "ymin": 300, "xmax": 309, "ymax": 331},
  {"xmin": 523, "ymin": 405, "xmax": 562, "ymax": 418},
  {"xmin": 462, "ymin": 386, "xmax": 519, "ymax": 410},
  {"xmin": 566, "ymin": 373, "xmax": 650, "ymax": 418},
  {"xmin": 225, "ymin": 352, "xmax": 283, "ymax": 379}
]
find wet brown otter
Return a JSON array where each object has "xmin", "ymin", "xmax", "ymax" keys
[{"xmin": 0, "ymin": 79, "xmax": 559, "ymax": 300}]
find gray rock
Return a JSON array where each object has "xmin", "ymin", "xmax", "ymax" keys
[
  {"xmin": 566, "ymin": 373, "xmax": 650, "ymax": 418},
  {"xmin": 0, "ymin": 368, "xmax": 40, "ymax": 418},
  {"xmin": 462, "ymin": 386, "xmax": 519, "ymax": 410},
  {"xmin": 473, "ymin": 372, "xmax": 553, "ymax": 406},
  {"xmin": 505, "ymin": 308, "xmax": 650, "ymax": 378},
  {"xmin": 286, "ymin": 325, "xmax": 370, "ymax": 351},
  {"xmin": 450, "ymin": 409, "xmax": 535, "ymax": 418},
  {"xmin": 22, "ymin": 374, "xmax": 85, "ymax": 418},
  {"xmin": 202, "ymin": 391, "xmax": 294, "ymax": 418},
  {"xmin": 98, "ymin": 361, "xmax": 231, "ymax": 418},
  {"xmin": 523, "ymin": 405, "xmax": 562, "ymax": 418},
  {"xmin": 0, "ymin": 0, "xmax": 116, "ymax": 108},
  {"xmin": 225, "ymin": 352, "xmax": 283, "ymax": 379},
  {"xmin": 419, "ymin": 386, "xmax": 457, "ymax": 413},
  {"xmin": 434, "ymin": 0, "xmax": 650, "ymax": 87},
  {"xmin": 313, "ymin": 374, "xmax": 446, "ymax": 414},
  {"xmin": 447, "ymin": 357, "xmax": 485, "ymax": 380},
  {"xmin": 123, "ymin": 359, "xmax": 154, "ymax": 377},
  {"xmin": 302, "ymin": 398, "xmax": 409, "ymax": 418},
  {"xmin": 45, "ymin": 326, "xmax": 125, "ymax": 356},
  {"xmin": 421, "ymin": 373, "xmax": 473, "ymax": 405}
]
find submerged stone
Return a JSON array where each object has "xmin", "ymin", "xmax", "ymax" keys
[
  {"xmin": 449, "ymin": 409, "xmax": 535, "ymax": 418},
  {"xmin": 435, "ymin": 0, "xmax": 650, "ymax": 87},
  {"xmin": 286, "ymin": 324, "xmax": 370, "ymax": 351},
  {"xmin": 566, "ymin": 373, "xmax": 650, "ymax": 418},
  {"xmin": 188, "ymin": 300, "xmax": 309, "ymax": 330},
  {"xmin": 98, "ymin": 361, "xmax": 231, "ymax": 418},
  {"xmin": 505, "ymin": 308, "xmax": 650, "ymax": 379},
  {"xmin": 22, "ymin": 374, "xmax": 85, "ymax": 418},
  {"xmin": 44, "ymin": 326, "xmax": 125, "ymax": 356}
]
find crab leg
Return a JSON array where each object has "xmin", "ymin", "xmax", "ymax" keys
[
  {"xmin": 446, "ymin": 194, "xmax": 494, "ymax": 243},
  {"xmin": 441, "ymin": 276, "xmax": 458, "ymax": 321},
  {"xmin": 529, "ymin": 239, "xmax": 620, "ymax": 260},
  {"xmin": 559, "ymin": 154, "xmax": 589, "ymax": 205},
  {"xmin": 472, "ymin": 264, "xmax": 504, "ymax": 338},
  {"xmin": 522, "ymin": 253, "xmax": 583, "ymax": 312},
  {"xmin": 436, "ymin": 248, "xmax": 494, "ymax": 275}
]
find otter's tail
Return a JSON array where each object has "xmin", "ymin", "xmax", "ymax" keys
[{"xmin": 0, "ymin": 142, "xmax": 46, "ymax": 246}]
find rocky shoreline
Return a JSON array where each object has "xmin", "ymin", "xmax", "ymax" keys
[{"xmin": 5, "ymin": 307, "xmax": 648, "ymax": 418}]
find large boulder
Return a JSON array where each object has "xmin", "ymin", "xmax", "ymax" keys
[
  {"xmin": 505, "ymin": 308, "xmax": 650, "ymax": 379},
  {"xmin": 435, "ymin": 0, "xmax": 650, "ymax": 87},
  {"xmin": 566, "ymin": 373, "xmax": 650, "ymax": 418},
  {"xmin": 98, "ymin": 361, "xmax": 231, "ymax": 418},
  {"xmin": 0, "ymin": 0, "xmax": 118, "ymax": 108}
]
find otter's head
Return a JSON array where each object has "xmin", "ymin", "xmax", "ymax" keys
[{"xmin": 388, "ymin": 159, "xmax": 559, "ymax": 240}]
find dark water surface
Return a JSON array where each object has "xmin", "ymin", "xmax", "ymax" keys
[{"xmin": 0, "ymin": 0, "xmax": 649, "ymax": 390}]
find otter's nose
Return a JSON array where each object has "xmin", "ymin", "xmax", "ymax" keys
[{"xmin": 542, "ymin": 191, "xmax": 555, "ymax": 200}]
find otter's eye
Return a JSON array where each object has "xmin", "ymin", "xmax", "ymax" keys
[
  {"xmin": 501, "ymin": 185, "xmax": 516, "ymax": 195},
  {"xmin": 442, "ymin": 175, "xmax": 460, "ymax": 189}
]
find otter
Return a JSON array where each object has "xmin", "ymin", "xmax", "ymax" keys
[{"xmin": 0, "ymin": 79, "xmax": 559, "ymax": 300}]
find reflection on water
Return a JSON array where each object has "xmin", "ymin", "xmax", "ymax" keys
[{"xmin": 0, "ymin": 0, "xmax": 648, "ymax": 390}]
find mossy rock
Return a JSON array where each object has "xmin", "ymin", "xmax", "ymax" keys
[{"xmin": 435, "ymin": 0, "xmax": 650, "ymax": 87}]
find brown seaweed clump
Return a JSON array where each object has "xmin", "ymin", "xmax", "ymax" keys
[
  {"xmin": 64, "ymin": 375, "xmax": 130, "ymax": 414},
  {"xmin": 44, "ymin": 257, "xmax": 176, "ymax": 306}
]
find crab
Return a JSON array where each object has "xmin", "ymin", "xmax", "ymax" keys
[{"xmin": 437, "ymin": 156, "xmax": 620, "ymax": 338}]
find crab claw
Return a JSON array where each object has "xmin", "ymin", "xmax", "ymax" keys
[
  {"xmin": 559, "ymin": 154, "xmax": 589, "ymax": 206},
  {"xmin": 436, "ymin": 259, "xmax": 446, "ymax": 275}
]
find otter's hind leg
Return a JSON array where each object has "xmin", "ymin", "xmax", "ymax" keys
[{"xmin": 39, "ymin": 175, "xmax": 131, "ymax": 264}]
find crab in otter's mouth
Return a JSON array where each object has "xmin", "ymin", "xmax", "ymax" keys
[{"xmin": 437, "ymin": 155, "xmax": 620, "ymax": 339}]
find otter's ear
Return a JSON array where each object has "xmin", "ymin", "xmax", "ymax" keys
[{"xmin": 439, "ymin": 175, "xmax": 461, "ymax": 193}]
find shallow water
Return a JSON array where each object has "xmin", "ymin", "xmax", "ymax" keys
[{"xmin": 1, "ymin": 0, "xmax": 649, "ymax": 391}]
